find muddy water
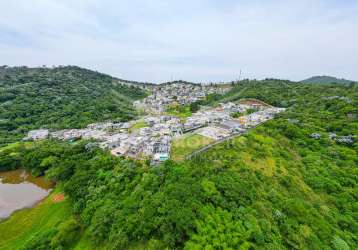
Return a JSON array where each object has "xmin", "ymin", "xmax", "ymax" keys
[{"xmin": 0, "ymin": 169, "xmax": 53, "ymax": 219}]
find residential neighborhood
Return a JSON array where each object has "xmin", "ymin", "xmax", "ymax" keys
[
  {"xmin": 133, "ymin": 82, "xmax": 230, "ymax": 114},
  {"xmin": 2, "ymin": 1, "xmax": 357, "ymax": 248},
  {"xmin": 24, "ymin": 83, "xmax": 285, "ymax": 164}
]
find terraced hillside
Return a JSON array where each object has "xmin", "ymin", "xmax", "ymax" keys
[{"xmin": 0, "ymin": 66, "xmax": 146, "ymax": 145}]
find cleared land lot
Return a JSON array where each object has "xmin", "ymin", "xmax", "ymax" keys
[{"xmin": 171, "ymin": 133, "xmax": 214, "ymax": 161}]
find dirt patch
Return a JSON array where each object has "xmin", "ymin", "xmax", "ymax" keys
[{"xmin": 52, "ymin": 193, "xmax": 65, "ymax": 203}]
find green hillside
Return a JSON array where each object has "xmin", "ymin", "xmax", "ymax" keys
[
  {"xmin": 301, "ymin": 75, "xmax": 355, "ymax": 85},
  {"xmin": 0, "ymin": 66, "xmax": 146, "ymax": 146},
  {"xmin": 0, "ymin": 188, "xmax": 72, "ymax": 250},
  {"xmin": 1, "ymin": 79, "xmax": 357, "ymax": 249}
]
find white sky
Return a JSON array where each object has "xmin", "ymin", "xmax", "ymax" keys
[{"xmin": 0, "ymin": 0, "xmax": 357, "ymax": 83}]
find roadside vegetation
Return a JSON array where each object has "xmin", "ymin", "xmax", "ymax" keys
[{"xmin": 0, "ymin": 79, "xmax": 357, "ymax": 249}]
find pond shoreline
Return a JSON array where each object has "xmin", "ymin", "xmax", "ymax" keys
[
  {"xmin": 0, "ymin": 188, "xmax": 53, "ymax": 223},
  {"xmin": 0, "ymin": 169, "xmax": 54, "ymax": 220},
  {"xmin": 0, "ymin": 187, "xmax": 70, "ymax": 249}
]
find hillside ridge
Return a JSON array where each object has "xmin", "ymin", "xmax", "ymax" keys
[
  {"xmin": 0, "ymin": 66, "xmax": 147, "ymax": 145},
  {"xmin": 301, "ymin": 75, "xmax": 355, "ymax": 84}
]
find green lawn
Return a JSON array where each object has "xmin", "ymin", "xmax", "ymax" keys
[
  {"xmin": 129, "ymin": 119, "xmax": 148, "ymax": 133},
  {"xmin": 166, "ymin": 106, "xmax": 192, "ymax": 119},
  {"xmin": 171, "ymin": 134, "xmax": 214, "ymax": 161},
  {"xmin": 0, "ymin": 188, "xmax": 71, "ymax": 249}
]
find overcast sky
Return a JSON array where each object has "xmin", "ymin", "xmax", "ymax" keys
[{"xmin": 0, "ymin": 0, "xmax": 357, "ymax": 83}]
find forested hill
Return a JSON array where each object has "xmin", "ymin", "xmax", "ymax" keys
[
  {"xmin": 1, "ymin": 80, "xmax": 357, "ymax": 249},
  {"xmin": 0, "ymin": 66, "xmax": 146, "ymax": 145},
  {"xmin": 301, "ymin": 75, "xmax": 355, "ymax": 84}
]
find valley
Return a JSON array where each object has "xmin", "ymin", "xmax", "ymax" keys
[
  {"xmin": 1, "ymin": 1, "xmax": 357, "ymax": 249},
  {"xmin": 0, "ymin": 67, "xmax": 357, "ymax": 249}
]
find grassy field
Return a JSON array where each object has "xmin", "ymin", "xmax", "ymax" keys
[
  {"xmin": 0, "ymin": 188, "xmax": 71, "ymax": 249},
  {"xmin": 165, "ymin": 105, "xmax": 192, "ymax": 119},
  {"xmin": 171, "ymin": 133, "xmax": 214, "ymax": 161},
  {"xmin": 129, "ymin": 119, "xmax": 148, "ymax": 133}
]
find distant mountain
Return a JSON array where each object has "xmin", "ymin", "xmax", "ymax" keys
[{"xmin": 300, "ymin": 75, "xmax": 355, "ymax": 84}]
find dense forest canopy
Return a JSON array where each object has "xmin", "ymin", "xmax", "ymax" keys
[
  {"xmin": 0, "ymin": 78, "xmax": 357, "ymax": 249},
  {"xmin": 0, "ymin": 66, "xmax": 146, "ymax": 146}
]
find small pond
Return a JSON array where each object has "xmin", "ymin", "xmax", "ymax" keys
[{"xmin": 0, "ymin": 169, "xmax": 53, "ymax": 219}]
